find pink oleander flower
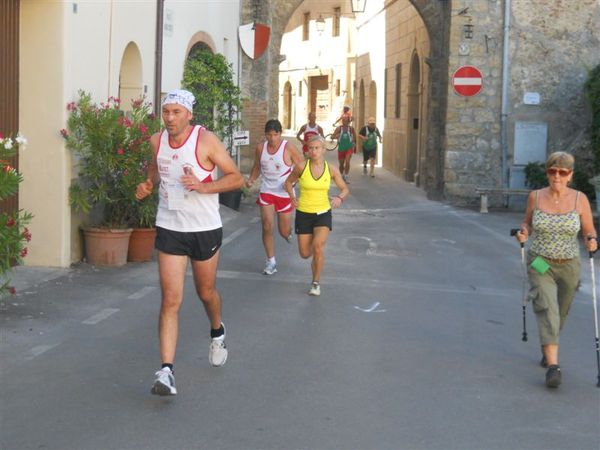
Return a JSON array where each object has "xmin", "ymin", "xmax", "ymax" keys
[
  {"xmin": 117, "ymin": 148, "xmax": 124, "ymax": 155},
  {"xmin": 20, "ymin": 247, "xmax": 28, "ymax": 257},
  {"xmin": 60, "ymin": 129, "xmax": 69, "ymax": 139},
  {"xmin": 8, "ymin": 286, "xmax": 16, "ymax": 295},
  {"xmin": 22, "ymin": 227, "xmax": 32, "ymax": 242},
  {"xmin": 6, "ymin": 217, "xmax": 15, "ymax": 227},
  {"xmin": 67, "ymin": 102, "xmax": 77, "ymax": 111}
]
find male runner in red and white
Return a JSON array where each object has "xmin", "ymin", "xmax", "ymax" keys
[
  {"xmin": 246, "ymin": 119, "xmax": 304, "ymax": 275},
  {"xmin": 136, "ymin": 89, "xmax": 243, "ymax": 396},
  {"xmin": 296, "ymin": 112, "xmax": 324, "ymax": 156}
]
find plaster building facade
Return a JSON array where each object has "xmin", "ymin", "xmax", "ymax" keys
[
  {"xmin": 278, "ymin": 1, "xmax": 357, "ymax": 136},
  {"xmin": 3, "ymin": 0, "xmax": 240, "ymax": 267}
]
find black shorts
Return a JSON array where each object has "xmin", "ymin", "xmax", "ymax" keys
[
  {"xmin": 295, "ymin": 209, "xmax": 332, "ymax": 234},
  {"xmin": 155, "ymin": 226, "xmax": 222, "ymax": 261},
  {"xmin": 363, "ymin": 148, "xmax": 376, "ymax": 162}
]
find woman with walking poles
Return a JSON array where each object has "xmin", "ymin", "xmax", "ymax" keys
[
  {"xmin": 284, "ymin": 135, "xmax": 349, "ymax": 296},
  {"xmin": 514, "ymin": 151, "xmax": 597, "ymax": 388}
]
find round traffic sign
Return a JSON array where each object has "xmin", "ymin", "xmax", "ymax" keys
[{"xmin": 452, "ymin": 65, "xmax": 483, "ymax": 97}]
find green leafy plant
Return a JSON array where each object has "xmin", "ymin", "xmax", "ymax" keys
[
  {"xmin": 63, "ymin": 91, "xmax": 160, "ymax": 228},
  {"xmin": 182, "ymin": 49, "xmax": 243, "ymax": 156},
  {"xmin": 524, "ymin": 162, "xmax": 548, "ymax": 189},
  {"xmin": 584, "ymin": 64, "xmax": 600, "ymax": 173},
  {"xmin": 0, "ymin": 133, "xmax": 32, "ymax": 296}
]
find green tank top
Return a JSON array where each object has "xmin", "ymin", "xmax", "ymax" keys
[
  {"xmin": 363, "ymin": 129, "xmax": 377, "ymax": 151},
  {"xmin": 338, "ymin": 127, "xmax": 353, "ymax": 151}
]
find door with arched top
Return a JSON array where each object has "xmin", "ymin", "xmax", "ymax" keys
[{"xmin": 118, "ymin": 42, "xmax": 143, "ymax": 112}]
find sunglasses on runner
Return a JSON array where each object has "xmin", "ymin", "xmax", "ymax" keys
[{"xmin": 546, "ymin": 167, "xmax": 572, "ymax": 177}]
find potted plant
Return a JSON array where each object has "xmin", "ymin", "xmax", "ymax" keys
[
  {"xmin": 182, "ymin": 49, "xmax": 244, "ymax": 210},
  {"xmin": 0, "ymin": 132, "xmax": 32, "ymax": 296},
  {"xmin": 63, "ymin": 91, "xmax": 159, "ymax": 266},
  {"xmin": 127, "ymin": 188, "xmax": 158, "ymax": 262}
]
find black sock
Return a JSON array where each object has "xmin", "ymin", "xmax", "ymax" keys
[
  {"xmin": 211, "ymin": 324, "xmax": 224, "ymax": 339},
  {"xmin": 161, "ymin": 363, "xmax": 173, "ymax": 372}
]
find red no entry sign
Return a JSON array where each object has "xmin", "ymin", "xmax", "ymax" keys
[{"xmin": 452, "ymin": 65, "xmax": 483, "ymax": 97}]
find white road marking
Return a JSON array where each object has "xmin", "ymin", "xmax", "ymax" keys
[
  {"xmin": 82, "ymin": 308, "xmax": 120, "ymax": 325},
  {"xmin": 127, "ymin": 286, "xmax": 156, "ymax": 299},
  {"xmin": 354, "ymin": 302, "xmax": 386, "ymax": 313},
  {"xmin": 222, "ymin": 227, "xmax": 248, "ymax": 247},
  {"xmin": 26, "ymin": 344, "xmax": 59, "ymax": 360}
]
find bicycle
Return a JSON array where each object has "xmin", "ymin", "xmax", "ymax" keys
[{"xmin": 324, "ymin": 133, "xmax": 338, "ymax": 151}]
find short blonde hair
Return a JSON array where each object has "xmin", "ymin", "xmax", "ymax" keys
[
  {"xmin": 307, "ymin": 135, "xmax": 325, "ymax": 146},
  {"xmin": 546, "ymin": 151, "xmax": 574, "ymax": 170}
]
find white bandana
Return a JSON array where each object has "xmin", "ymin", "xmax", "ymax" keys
[{"xmin": 162, "ymin": 89, "xmax": 195, "ymax": 113}]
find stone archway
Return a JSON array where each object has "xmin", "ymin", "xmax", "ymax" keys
[
  {"xmin": 241, "ymin": 0, "xmax": 450, "ymax": 196},
  {"xmin": 406, "ymin": 52, "xmax": 420, "ymax": 183},
  {"xmin": 118, "ymin": 42, "xmax": 143, "ymax": 112}
]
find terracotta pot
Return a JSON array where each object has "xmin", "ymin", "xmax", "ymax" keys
[
  {"xmin": 127, "ymin": 227, "xmax": 157, "ymax": 262},
  {"xmin": 82, "ymin": 227, "xmax": 133, "ymax": 266}
]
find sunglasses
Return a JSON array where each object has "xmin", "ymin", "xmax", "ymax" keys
[{"xmin": 546, "ymin": 168, "xmax": 572, "ymax": 177}]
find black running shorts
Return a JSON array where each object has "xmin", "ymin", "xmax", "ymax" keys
[
  {"xmin": 295, "ymin": 209, "xmax": 332, "ymax": 234},
  {"xmin": 155, "ymin": 226, "xmax": 222, "ymax": 261}
]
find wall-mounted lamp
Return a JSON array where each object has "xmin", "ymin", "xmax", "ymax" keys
[
  {"xmin": 351, "ymin": 0, "xmax": 366, "ymax": 13},
  {"xmin": 316, "ymin": 14, "xmax": 326, "ymax": 33}
]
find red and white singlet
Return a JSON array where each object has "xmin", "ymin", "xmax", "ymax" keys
[
  {"xmin": 156, "ymin": 125, "xmax": 222, "ymax": 232},
  {"xmin": 259, "ymin": 139, "xmax": 292, "ymax": 197},
  {"xmin": 302, "ymin": 123, "xmax": 320, "ymax": 153}
]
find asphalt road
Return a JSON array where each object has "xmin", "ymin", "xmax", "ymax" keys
[{"xmin": 1, "ymin": 148, "xmax": 599, "ymax": 450}]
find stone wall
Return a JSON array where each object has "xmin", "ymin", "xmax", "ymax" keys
[{"xmin": 444, "ymin": 0, "xmax": 600, "ymax": 205}]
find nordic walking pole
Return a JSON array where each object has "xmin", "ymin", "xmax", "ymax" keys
[
  {"xmin": 587, "ymin": 236, "xmax": 599, "ymax": 387},
  {"xmin": 511, "ymin": 228, "xmax": 528, "ymax": 342}
]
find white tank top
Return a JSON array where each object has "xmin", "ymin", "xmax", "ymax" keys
[
  {"xmin": 304, "ymin": 123, "xmax": 320, "ymax": 135},
  {"xmin": 259, "ymin": 139, "xmax": 292, "ymax": 197},
  {"xmin": 155, "ymin": 125, "xmax": 222, "ymax": 232}
]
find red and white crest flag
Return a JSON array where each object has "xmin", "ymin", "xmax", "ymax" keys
[{"xmin": 239, "ymin": 22, "xmax": 270, "ymax": 60}]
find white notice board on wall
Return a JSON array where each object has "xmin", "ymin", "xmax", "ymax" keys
[{"xmin": 513, "ymin": 121, "xmax": 548, "ymax": 165}]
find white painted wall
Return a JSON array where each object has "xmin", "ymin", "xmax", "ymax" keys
[{"xmin": 162, "ymin": 0, "xmax": 240, "ymax": 94}]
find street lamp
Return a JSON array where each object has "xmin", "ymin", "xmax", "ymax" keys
[
  {"xmin": 351, "ymin": 0, "xmax": 366, "ymax": 13},
  {"xmin": 316, "ymin": 14, "xmax": 326, "ymax": 33}
]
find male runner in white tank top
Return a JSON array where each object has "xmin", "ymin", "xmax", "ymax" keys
[
  {"xmin": 246, "ymin": 119, "xmax": 303, "ymax": 275},
  {"xmin": 136, "ymin": 89, "xmax": 244, "ymax": 396}
]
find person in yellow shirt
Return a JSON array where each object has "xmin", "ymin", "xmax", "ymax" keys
[{"xmin": 283, "ymin": 135, "xmax": 349, "ymax": 296}]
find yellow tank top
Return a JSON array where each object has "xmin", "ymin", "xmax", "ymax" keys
[{"xmin": 297, "ymin": 160, "xmax": 331, "ymax": 213}]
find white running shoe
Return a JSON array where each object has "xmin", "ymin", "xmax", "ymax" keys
[
  {"xmin": 151, "ymin": 367, "xmax": 177, "ymax": 396},
  {"xmin": 308, "ymin": 282, "xmax": 321, "ymax": 296},
  {"xmin": 263, "ymin": 259, "xmax": 277, "ymax": 275},
  {"xmin": 209, "ymin": 323, "xmax": 228, "ymax": 367}
]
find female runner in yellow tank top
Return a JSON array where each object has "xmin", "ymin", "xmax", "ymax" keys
[{"xmin": 284, "ymin": 135, "xmax": 349, "ymax": 296}]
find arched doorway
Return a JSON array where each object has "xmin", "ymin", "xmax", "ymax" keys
[
  {"xmin": 406, "ymin": 52, "xmax": 420, "ymax": 183},
  {"xmin": 118, "ymin": 42, "xmax": 143, "ymax": 111},
  {"xmin": 283, "ymin": 81, "xmax": 292, "ymax": 130}
]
